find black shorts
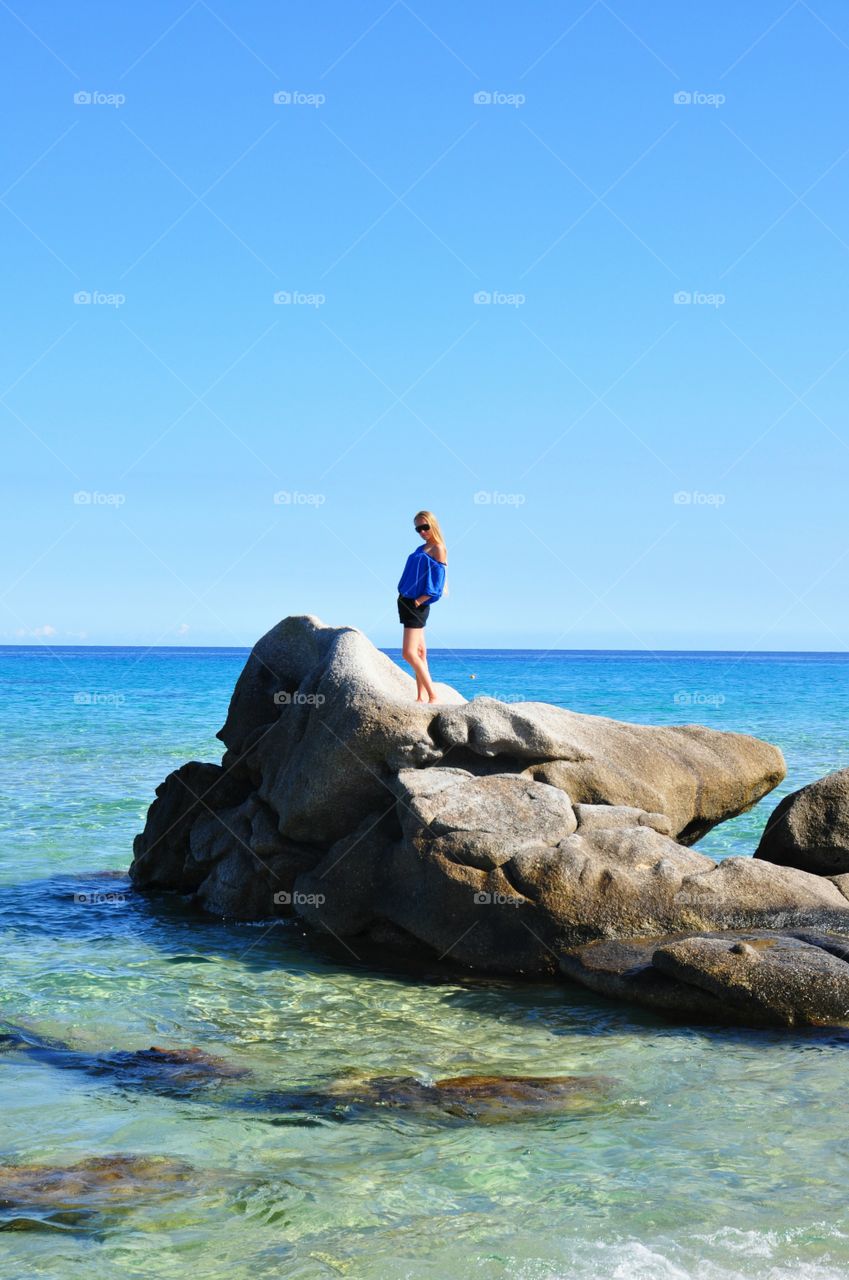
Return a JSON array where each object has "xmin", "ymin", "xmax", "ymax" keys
[{"xmin": 397, "ymin": 594, "xmax": 430, "ymax": 628}]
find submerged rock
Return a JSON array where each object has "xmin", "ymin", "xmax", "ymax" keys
[
  {"xmin": 252, "ymin": 1072, "xmax": 616, "ymax": 1123},
  {"xmin": 0, "ymin": 1155, "xmax": 193, "ymax": 1231},
  {"xmin": 0, "ymin": 1021, "xmax": 247, "ymax": 1098},
  {"xmin": 383, "ymin": 1072, "xmax": 614, "ymax": 1120},
  {"xmin": 87, "ymin": 1045, "xmax": 249, "ymax": 1094},
  {"xmin": 755, "ymin": 768, "xmax": 849, "ymax": 876},
  {"xmin": 0, "ymin": 1017, "xmax": 612, "ymax": 1126}
]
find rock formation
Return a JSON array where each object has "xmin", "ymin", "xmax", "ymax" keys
[{"xmin": 131, "ymin": 615, "xmax": 849, "ymax": 1027}]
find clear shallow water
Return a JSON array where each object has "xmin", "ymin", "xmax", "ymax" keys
[{"xmin": 2, "ymin": 644, "xmax": 849, "ymax": 1279}]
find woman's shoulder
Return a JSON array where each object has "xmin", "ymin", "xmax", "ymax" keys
[{"xmin": 426, "ymin": 542, "xmax": 447, "ymax": 564}]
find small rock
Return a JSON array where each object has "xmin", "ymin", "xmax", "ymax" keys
[
  {"xmin": 562, "ymin": 928, "xmax": 849, "ymax": 1028},
  {"xmin": 755, "ymin": 768, "xmax": 849, "ymax": 875}
]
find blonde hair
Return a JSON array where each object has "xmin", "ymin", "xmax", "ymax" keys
[{"xmin": 414, "ymin": 510, "xmax": 446, "ymax": 557}]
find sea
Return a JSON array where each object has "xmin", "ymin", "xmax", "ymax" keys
[{"xmin": 2, "ymin": 644, "xmax": 849, "ymax": 1279}]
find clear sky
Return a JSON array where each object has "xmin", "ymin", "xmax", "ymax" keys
[{"xmin": 2, "ymin": 1, "xmax": 848, "ymax": 650}]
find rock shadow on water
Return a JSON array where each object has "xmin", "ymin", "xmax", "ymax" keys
[
  {"xmin": 0, "ymin": 868, "xmax": 301, "ymax": 972},
  {"xmin": 0, "ymin": 869, "xmax": 183, "ymax": 946}
]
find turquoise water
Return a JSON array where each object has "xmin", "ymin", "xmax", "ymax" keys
[{"xmin": 2, "ymin": 644, "xmax": 849, "ymax": 1279}]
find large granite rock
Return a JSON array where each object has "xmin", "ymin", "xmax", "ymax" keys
[
  {"xmin": 755, "ymin": 767, "xmax": 849, "ymax": 876},
  {"xmin": 212, "ymin": 613, "xmax": 782, "ymax": 843},
  {"xmin": 132, "ymin": 617, "xmax": 787, "ymax": 910},
  {"xmin": 295, "ymin": 766, "xmax": 849, "ymax": 976},
  {"xmin": 128, "ymin": 615, "xmax": 849, "ymax": 1026},
  {"xmin": 131, "ymin": 761, "xmax": 252, "ymax": 893}
]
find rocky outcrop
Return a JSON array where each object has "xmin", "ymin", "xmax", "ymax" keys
[
  {"xmin": 205, "ymin": 617, "xmax": 785, "ymax": 851},
  {"xmin": 129, "ymin": 615, "xmax": 849, "ymax": 1027},
  {"xmin": 755, "ymin": 767, "xmax": 849, "ymax": 876},
  {"xmin": 132, "ymin": 616, "xmax": 786, "ymax": 909}
]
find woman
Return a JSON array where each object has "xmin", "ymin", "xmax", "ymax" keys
[{"xmin": 397, "ymin": 510, "xmax": 447, "ymax": 703}]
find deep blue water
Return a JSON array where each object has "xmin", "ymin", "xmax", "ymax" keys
[{"xmin": 1, "ymin": 644, "xmax": 848, "ymax": 1279}]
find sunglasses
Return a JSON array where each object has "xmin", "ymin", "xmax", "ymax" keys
[{"xmin": 415, "ymin": 523, "xmax": 430, "ymax": 533}]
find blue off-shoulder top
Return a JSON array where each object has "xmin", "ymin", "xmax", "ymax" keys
[{"xmin": 397, "ymin": 545, "xmax": 446, "ymax": 604}]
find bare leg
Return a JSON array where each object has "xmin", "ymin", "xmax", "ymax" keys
[
  {"xmin": 402, "ymin": 628, "xmax": 438, "ymax": 702},
  {"xmin": 418, "ymin": 630, "xmax": 437, "ymax": 703}
]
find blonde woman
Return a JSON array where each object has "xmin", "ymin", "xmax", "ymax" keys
[{"xmin": 396, "ymin": 510, "xmax": 447, "ymax": 703}]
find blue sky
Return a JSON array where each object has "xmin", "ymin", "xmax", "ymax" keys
[{"xmin": 2, "ymin": 0, "xmax": 848, "ymax": 650}]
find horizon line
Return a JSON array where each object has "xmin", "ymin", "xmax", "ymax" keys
[{"xmin": 2, "ymin": 643, "xmax": 848, "ymax": 656}]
